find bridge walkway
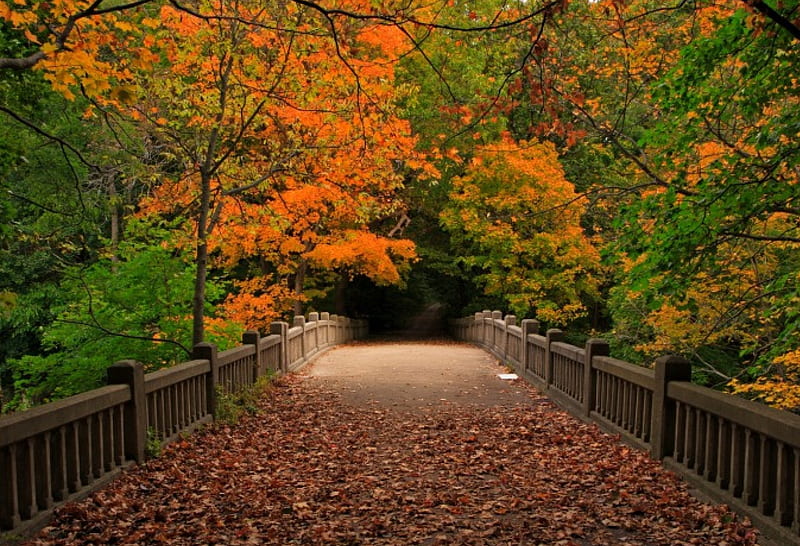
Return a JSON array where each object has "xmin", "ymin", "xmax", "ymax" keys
[{"xmin": 28, "ymin": 342, "xmax": 756, "ymax": 545}]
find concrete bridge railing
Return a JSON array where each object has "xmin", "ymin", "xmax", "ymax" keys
[
  {"xmin": 453, "ymin": 310, "xmax": 800, "ymax": 545},
  {"xmin": 0, "ymin": 313, "xmax": 367, "ymax": 536}
]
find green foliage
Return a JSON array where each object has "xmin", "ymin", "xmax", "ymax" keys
[
  {"xmin": 145, "ymin": 427, "xmax": 163, "ymax": 459},
  {"xmin": 609, "ymin": 4, "xmax": 800, "ymax": 381},
  {"xmin": 3, "ymin": 220, "xmax": 232, "ymax": 411},
  {"xmin": 214, "ymin": 374, "xmax": 273, "ymax": 425}
]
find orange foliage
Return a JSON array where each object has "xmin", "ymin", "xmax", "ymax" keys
[
  {"xmin": 220, "ymin": 278, "xmax": 296, "ymax": 333},
  {"xmin": 305, "ymin": 230, "xmax": 416, "ymax": 286},
  {"xmin": 108, "ymin": 0, "xmax": 432, "ymax": 325}
]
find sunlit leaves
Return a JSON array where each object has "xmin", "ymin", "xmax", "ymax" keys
[{"xmin": 441, "ymin": 134, "xmax": 603, "ymax": 324}]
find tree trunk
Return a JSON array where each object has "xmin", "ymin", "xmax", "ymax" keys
[
  {"xmin": 334, "ymin": 275, "xmax": 348, "ymax": 315},
  {"xmin": 108, "ymin": 173, "xmax": 120, "ymax": 268},
  {"xmin": 192, "ymin": 171, "xmax": 212, "ymax": 347},
  {"xmin": 292, "ymin": 259, "xmax": 307, "ymax": 316}
]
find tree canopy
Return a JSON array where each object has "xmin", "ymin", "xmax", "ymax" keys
[{"xmin": 1, "ymin": 0, "xmax": 799, "ymax": 412}]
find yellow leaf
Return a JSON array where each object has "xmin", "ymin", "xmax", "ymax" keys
[
  {"xmin": 9, "ymin": 10, "xmax": 35, "ymax": 26},
  {"xmin": 114, "ymin": 20, "xmax": 134, "ymax": 32},
  {"xmin": 110, "ymin": 85, "xmax": 137, "ymax": 104}
]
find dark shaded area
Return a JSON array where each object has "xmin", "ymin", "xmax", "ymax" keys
[
  {"xmin": 328, "ymin": 257, "xmax": 500, "ymax": 339},
  {"xmin": 373, "ymin": 302, "xmax": 447, "ymax": 340}
]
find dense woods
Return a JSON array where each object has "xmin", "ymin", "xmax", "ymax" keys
[{"xmin": 0, "ymin": 0, "xmax": 798, "ymax": 412}]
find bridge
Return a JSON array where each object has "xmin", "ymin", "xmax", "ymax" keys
[{"xmin": 1, "ymin": 311, "xmax": 799, "ymax": 544}]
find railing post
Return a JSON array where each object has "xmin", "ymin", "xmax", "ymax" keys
[
  {"xmin": 545, "ymin": 329, "xmax": 564, "ymax": 389},
  {"xmin": 342, "ymin": 317, "xmax": 350, "ymax": 341},
  {"xmin": 270, "ymin": 321, "xmax": 288, "ymax": 373},
  {"xmin": 320, "ymin": 312, "xmax": 330, "ymax": 347},
  {"xmin": 471, "ymin": 312, "xmax": 481, "ymax": 342},
  {"xmin": 293, "ymin": 316, "xmax": 306, "ymax": 359},
  {"xmin": 309, "ymin": 312, "xmax": 319, "ymax": 351},
  {"xmin": 583, "ymin": 339, "xmax": 610, "ymax": 417},
  {"xmin": 651, "ymin": 355, "xmax": 691, "ymax": 460},
  {"xmin": 193, "ymin": 343, "xmax": 219, "ymax": 419},
  {"xmin": 491, "ymin": 311, "xmax": 502, "ymax": 354},
  {"xmin": 107, "ymin": 360, "xmax": 146, "ymax": 464},
  {"xmin": 504, "ymin": 315, "xmax": 516, "ymax": 362},
  {"xmin": 521, "ymin": 319, "xmax": 539, "ymax": 373},
  {"xmin": 330, "ymin": 313, "xmax": 337, "ymax": 344},
  {"xmin": 242, "ymin": 330, "xmax": 261, "ymax": 381}
]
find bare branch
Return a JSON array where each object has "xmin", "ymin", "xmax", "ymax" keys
[{"xmin": 0, "ymin": 106, "xmax": 97, "ymax": 169}]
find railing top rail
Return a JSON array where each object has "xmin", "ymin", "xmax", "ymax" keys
[
  {"xmin": 668, "ymin": 381, "xmax": 800, "ymax": 448},
  {"xmin": 259, "ymin": 334, "xmax": 281, "ymax": 349},
  {"xmin": 218, "ymin": 344, "xmax": 256, "ymax": 366},
  {"xmin": 144, "ymin": 359, "xmax": 211, "ymax": 394},
  {"xmin": 528, "ymin": 333, "xmax": 547, "ymax": 347},
  {"xmin": 287, "ymin": 326, "xmax": 303, "ymax": 339},
  {"xmin": 0, "ymin": 384, "xmax": 130, "ymax": 448},
  {"xmin": 593, "ymin": 355, "xmax": 655, "ymax": 390},
  {"xmin": 551, "ymin": 341, "xmax": 585, "ymax": 362}
]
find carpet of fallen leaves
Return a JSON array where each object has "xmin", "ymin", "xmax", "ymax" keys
[{"xmin": 28, "ymin": 374, "xmax": 758, "ymax": 545}]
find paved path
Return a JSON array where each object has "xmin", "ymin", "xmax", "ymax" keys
[
  {"xmin": 27, "ymin": 342, "xmax": 758, "ymax": 545},
  {"xmin": 307, "ymin": 342, "xmax": 532, "ymax": 409}
]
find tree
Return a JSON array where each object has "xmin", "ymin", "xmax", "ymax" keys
[
  {"xmin": 498, "ymin": 0, "xmax": 800, "ymax": 404},
  {"xmin": 97, "ymin": 0, "xmax": 430, "ymax": 337},
  {"xmin": 440, "ymin": 134, "xmax": 602, "ymax": 324},
  {"xmin": 4, "ymin": 220, "xmax": 237, "ymax": 411}
]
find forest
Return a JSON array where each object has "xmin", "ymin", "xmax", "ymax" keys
[{"xmin": 0, "ymin": 0, "xmax": 798, "ymax": 413}]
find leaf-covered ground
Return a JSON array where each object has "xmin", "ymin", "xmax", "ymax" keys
[{"xmin": 29, "ymin": 373, "xmax": 757, "ymax": 545}]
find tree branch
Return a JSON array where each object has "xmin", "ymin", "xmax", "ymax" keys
[
  {"xmin": 0, "ymin": 106, "xmax": 97, "ymax": 169},
  {"xmin": 747, "ymin": 0, "xmax": 800, "ymax": 42}
]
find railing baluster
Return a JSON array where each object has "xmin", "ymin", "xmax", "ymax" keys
[
  {"xmin": 674, "ymin": 401, "xmax": 685, "ymax": 462},
  {"xmin": 622, "ymin": 381, "xmax": 631, "ymax": 431},
  {"xmin": 774, "ymin": 442, "xmax": 791, "ymax": 526},
  {"xmin": 716, "ymin": 418, "xmax": 731, "ymax": 490},
  {"xmin": 67, "ymin": 421, "xmax": 81, "ymax": 492},
  {"xmin": 158, "ymin": 388, "xmax": 167, "ymax": 440},
  {"xmin": 758, "ymin": 436, "xmax": 775, "ymax": 516},
  {"xmin": 93, "ymin": 412, "xmax": 104, "ymax": 479},
  {"xmin": 103, "ymin": 408, "xmax": 114, "ymax": 471},
  {"xmin": 52, "ymin": 426, "xmax": 69, "ymax": 501},
  {"xmin": 0, "ymin": 444, "xmax": 20, "ymax": 529},
  {"xmin": 35, "ymin": 432, "xmax": 53, "ymax": 510},
  {"xmin": 20, "ymin": 438, "xmax": 37, "ymax": 519},
  {"xmin": 113, "ymin": 405, "xmax": 125, "ymax": 467},
  {"xmin": 731, "ymin": 423, "xmax": 744, "ymax": 498},
  {"xmin": 704, "ymin": 414, "xmax": 717, "ymax": 482},
  {"xmin": 78, "ymin": 417, "xmax": 93, "ymax": 486},
  {"xmin": 743, "ymin": 429, "xmax": 759, "ymax": 506},
  {"xmin": 695, "ymin": 410, "xmax": 706, "ymax": 475},
  {"xmin": 183, "ymin": 379, "xmax": 191, "ymax": 428},
  {"xmin": 685, "ymin": 406, "xmax": 696, "ymax": 469}
]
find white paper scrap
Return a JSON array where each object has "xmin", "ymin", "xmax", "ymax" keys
[{"xmin": 498, "ymin": 373, "xmax": 519, "ymax": 380}]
